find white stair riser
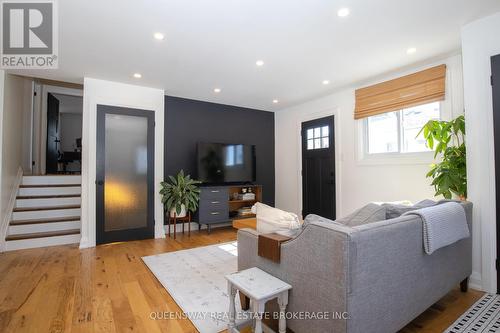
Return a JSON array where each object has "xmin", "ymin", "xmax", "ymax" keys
[
  {"xmin": 12, "ymin": 208, "xmax": 81, "ymax": 221},
  {"xmin": 15, "ymin": 197, "xmax": 81, "ymax": 208},
  {"xmin": 18, "ymin": 187, "xmax": 81, "ymax": 196},
  {"xmin": 22, "ymin": 175, "xmax": 81, "ymax": 186},
  {"xmin": 5, "ymin": 234, "xmax": 81, "ymax": 251},
  {"xmin": 8, "ymin": 221, "xmax": 81, "ymax": 235}
]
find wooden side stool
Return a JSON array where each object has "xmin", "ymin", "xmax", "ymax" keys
[
  {"xmin": 167, "ymin": 212, "xmax": 191, "ymax": 239},
  {"xmin": 225, "ymin": 267, "xmax": 292, "ymax": 333}
]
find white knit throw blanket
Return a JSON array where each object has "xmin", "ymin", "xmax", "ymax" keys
[{"xmin": 402, "ymin": 202, "xmax": 470, "ymax": 254}]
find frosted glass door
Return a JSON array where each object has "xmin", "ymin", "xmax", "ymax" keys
[
  {"xmin": 104, "ymin": 114, "xmax": 148, "ymax": 231},
  {"xmin": 96, "ymin": 105, "xmax": 154, "ymax": 244}
]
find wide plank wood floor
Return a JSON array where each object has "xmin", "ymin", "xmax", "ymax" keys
[{"xmin": 0, "ymin": 227, "xmax": 483, "ymax": 333}]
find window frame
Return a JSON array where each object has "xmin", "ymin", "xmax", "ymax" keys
[{"xmin": 360, "ymin": 101, "xmax": 443, "ymax": 163}]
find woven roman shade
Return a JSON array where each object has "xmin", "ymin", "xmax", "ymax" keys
[{"xmin": 354, "ymin": 64, "xmax": 447, "ymax": 120}]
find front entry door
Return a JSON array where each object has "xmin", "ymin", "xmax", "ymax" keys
[
  {"xmin": 96, "ymin": 105, "xmax": 155, "ymax": 244},
  {"xmin": 301, "ymin": 116, "xmax": 336, "ymax": 220},
  {"xmin": 46, "ymin": 93, "xmax": 60, "ymax": 174},
  {"xmin": 492, "ymin": 54, "xmax": 500, "ymax": 294}
]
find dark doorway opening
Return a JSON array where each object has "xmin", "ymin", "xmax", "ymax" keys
[
  {"xmin": 96, "ymin": 105, "xmax": 155, "ymax": 244},
  {"xmin": 46, "ymin": 93, "xmax": 83, "ymax": 174},
  {"xmin": 491, "ymin": 54, "xmax": 500, "ymax": 294},
  {"xmin": 301, "ymin": 115, "xmax": 336, "ymax": 220}
]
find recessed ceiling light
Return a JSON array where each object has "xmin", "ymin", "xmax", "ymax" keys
[
  {"xmin": 322, "ymin": 80, "xmax": 330, "ymax": 85},
  {"xmin": 273, "ymin": 99, "xmax": 279, "ymax": 104},
  {"xmin": 337, "ymin": 8, "xmax": 350, "ymax": 17},
  {"xmin": 133, "ymin": 73, "xmax": 142, "ymax": 78},
  {"xmin": 256, "ymin": 60, "xmax": 264, "ymax": 67},
  {"xmin": 407, "ymin": 47, "xmax": 417, "ymax": 55},
  {"xmin": 154, "ymin": 32, "xmax": 165, "ymax": 40},
  {"xmin": 214, "ymin": 88, "xmax": 221, "ymax": 93}
]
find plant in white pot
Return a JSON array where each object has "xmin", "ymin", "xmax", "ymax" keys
[{"xmin": 160, "ymin": 170, "xmax": 201, "ymax": 218}]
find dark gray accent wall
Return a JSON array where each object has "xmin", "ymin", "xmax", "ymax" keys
[{"xmin": 164, "ymin": 96, "xmax": 275, "ymax": 205}]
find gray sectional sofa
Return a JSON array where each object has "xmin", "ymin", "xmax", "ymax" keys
[{"xmin": 237, "ymin": 201, "xmax": 472, "ymax": 333}]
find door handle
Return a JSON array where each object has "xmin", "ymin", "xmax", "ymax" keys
[{"xmin": 96, "ymin": 180, "xmax": 104, "ymax": 186}]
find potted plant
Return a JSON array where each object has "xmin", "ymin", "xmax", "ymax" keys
[
  {"xmin": 418, "ymin": 115, "xmax": 466, "ymax": 200},
  {"xmin": 160, "ymin": 170, "xmax": 201, "ymax": 218}
]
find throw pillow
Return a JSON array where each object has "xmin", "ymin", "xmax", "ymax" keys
[
  {"xmin": 252, "ymin": 202, "xmax": 302, "ymax": 237},
  {"xmin": 336, "ymin": 203, "xmax": 387, "ymax": 227}
]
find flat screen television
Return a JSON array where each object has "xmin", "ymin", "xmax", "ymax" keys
[{"xmin": 197, "ymin": 142, "xmax": 256, "ymax": 184}]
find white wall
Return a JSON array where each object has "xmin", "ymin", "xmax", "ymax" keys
[
  {"xmin": 275, "ymin": 54, "xmax": 464, "ymax": 218},
  {"xmin": 80, "ymin": 78, "xmax": 165, "ymax": 248},
  {"xmin": 461, "ymin": 12, "xmax": 500, "ymax": 293},
  {"xmin": 0, "ymin": 73, "xmax": 29, "ymax": 250},
  {"xmin": 60, "ymin": 113, "xmax": 82, "ymax": 151}
]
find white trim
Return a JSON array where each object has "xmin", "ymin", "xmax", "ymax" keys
[
  {"xmin": 469, "ymin": 271, "xmax": 482, "ymax": 291},
  {"xmin": 296, "ymin": 108, "xmax": 342, "ymax": 218},
  {"xmin": 40, "ymin": 85, "xmax": 83, "ymax": 175},
  {"xmin": 0, "ymin": 167, "xmax": 23, "ymax": 252}
]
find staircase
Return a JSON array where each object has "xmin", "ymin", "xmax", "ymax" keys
[{"xmin": 5, "ymin": 175, "xmax": 82, "ymax": 251}]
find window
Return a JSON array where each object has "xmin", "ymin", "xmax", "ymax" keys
[
  {"xmin": 306, "ymin": 126, "xmax": 329, "ymax": 150},
  {"xmin": 365, "ymin": 102, "xmax": 440, "ymax": 154}
]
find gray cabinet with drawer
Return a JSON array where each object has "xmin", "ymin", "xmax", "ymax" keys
[{"xmin": 197, "ymin": 186, "xmax": 230, "ymax": 232}]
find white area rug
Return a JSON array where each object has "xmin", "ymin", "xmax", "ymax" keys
[
  {"xmin": 444, "ymin": 293, "xmax": 500, "ymax": 332},
  {"xmin": 142, "ymin": 242, "xmax": 242, "ymax": 333}
]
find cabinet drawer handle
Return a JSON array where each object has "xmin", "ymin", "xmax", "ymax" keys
[
  {"xmin": 211, "ymin": 201, "xmax": 220, "ymax": 204},
  {"xmin": 210, "ymin": 212, "xmax": 220, "ymax": 215},
  {"xmin": 210, "ymin": 190, "xmax": 220, "ymax": 193}
]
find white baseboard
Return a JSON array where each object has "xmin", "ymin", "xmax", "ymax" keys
[
  {"xmin": 0, "ymin": 167, "xmax": 23, "ymax": 252},
  {"xmin": 469, "ymin": 271, "xmax": 482, "ymax": 291}
]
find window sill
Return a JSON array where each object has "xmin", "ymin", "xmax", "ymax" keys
[{"xmin": 357, "ymin": 152, "xmax": 436, "ymax": 166}]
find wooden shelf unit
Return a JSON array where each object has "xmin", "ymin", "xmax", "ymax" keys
[{"xmin": 228, "ymin": 185, "xmax": 262, "ymax": 220}]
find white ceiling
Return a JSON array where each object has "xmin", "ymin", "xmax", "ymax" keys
[{"xmin": 11, "ymin": 0, "xmax": 500, "ymax": 111}]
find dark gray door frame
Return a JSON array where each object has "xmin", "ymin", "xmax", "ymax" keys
[
  {"xmin": 95, "ymin": 104, "xmax": 155, "ymax": 245},
  {"xmin": 491, "ymin": 54, "xmax": 500, "ymax": 294}
]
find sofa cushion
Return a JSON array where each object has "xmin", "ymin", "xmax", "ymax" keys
[
  {"xmin": 336, "ymin": 203, "xmax": 387, "ymax": 227},
  {"xmin": 383, "ymin": 199, "xmax": 437, "ymax": 219}
]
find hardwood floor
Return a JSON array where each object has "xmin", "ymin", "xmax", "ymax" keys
[{"xmin": 0, "ymin": 227, "xmax": 483, "ymax": 333}]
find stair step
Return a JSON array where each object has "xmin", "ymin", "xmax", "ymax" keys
[
  {"xmin": 10, "ymin": 216, "xmax": 80, "ymax": 225},
  {"xmin": 5, "ymin": 229, "xmax": 80, "ymax": 241},
  {"xmin": 22, "ymin": 175, "xmax": 81, "ymax": 186},
  {"xmin": 4, "ymin": 233, "xmax": 81, "ymax": 251},
  {"xmin": 12, "ymin": 207, "xmax": 81, "ymax": 220},
  {"xmin": 20, "ymin": 184, "xmax": 81, "ymax": 188},
  {"xmin": 17, "ymin": 194, "xmax": 80, "ymax": 199},
  {"xmin": 13, "ymin": 205, "xmax": 80, "ymax": 212},
  {"xmin": 18, "ymin": 186, "xmax": 81, "ymax": 196}
]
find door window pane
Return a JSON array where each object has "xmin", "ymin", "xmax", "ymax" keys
[
  {"xmin": 322, "ymin": 137, "xmax": 329, "ymax": 148},
  {"xmin": 367, "ymin": 112, "xmax": 398, "ymax": 154},
  {"xmin": 314, "ymin": 138, "xmax": 321, "ymax": 149},
  {"xmin": 307, "ymin": 129, "xmax": 314, "ymax": 139},
  {"xmin": 307, "ymin": 139, "xmax": 314, "ymax": 150}
]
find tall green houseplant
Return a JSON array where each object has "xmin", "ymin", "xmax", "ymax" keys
[
  {"xmin": 160, "ymin": 170, "xmax": 201, "ymax": 217},
  {"xmin": 418, "ymin": 115, "xmax": 466, "ymax": 199}
]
